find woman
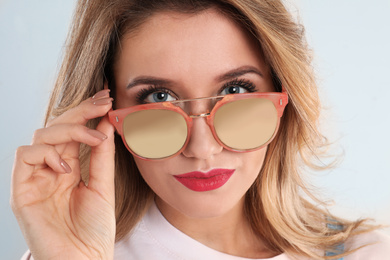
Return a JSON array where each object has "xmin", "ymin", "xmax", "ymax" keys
[{"xmin": 11, "ymin": 0, "xmax": 390, "ymax": 259}]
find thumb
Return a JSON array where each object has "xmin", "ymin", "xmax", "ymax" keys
[{"xmin": 88, "ymin": 115, "xmax": 115, "ymax": 202}]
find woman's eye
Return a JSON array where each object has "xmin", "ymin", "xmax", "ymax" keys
[
  {"xmin": 145, "ymin": 91, "xmax": 176, "ymax": 103},
  {"xmin": 219, "ymin": 86, "xmax": 249, "ymax": 95}
]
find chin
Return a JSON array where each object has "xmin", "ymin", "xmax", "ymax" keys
[{"xmin": 162, "ymin": 189, "xmax": 245, "ymax": 219}]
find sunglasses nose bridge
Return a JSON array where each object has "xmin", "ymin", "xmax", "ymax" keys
[
  {"xmin": 181, "ymin": 96, "xmax": 219, "ymax": 118},
  {"xmin": 189, "ymin": 112, "xmax": 210, "ymax": 119}
]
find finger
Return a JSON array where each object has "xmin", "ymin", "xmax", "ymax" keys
[
  {"xmin": 92, "ymin": 88, "xmax": 110, "ymax": 100},
  {"xmin": 88, "ymin": 115, "xmax": 115, "ymax": 202},
  {"xmin": 47, "ymin": 89, "xmax": 113, "ymax": 127},
  {"xmin": 12, "ymin": 145, "xmax": 71, "ymax": 185},
  {"xmin": 32, "ymin": 124, "xmax": 107, "ymax": 147}
]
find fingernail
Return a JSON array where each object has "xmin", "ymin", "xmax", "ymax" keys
[
  {"xmin": 92, "ymin": 89, "xmax": 110, "ymax": 99},
  {"xmin": 87, "ymin": 129, "xmax": 108, "ymax": 140},
  {"xmin": 93, "ymin": 97, "xmax": 113, "ymax": 106},
  {"xmin": 59, "ymin": 159, "xmax": 72, "ymax": 174}
]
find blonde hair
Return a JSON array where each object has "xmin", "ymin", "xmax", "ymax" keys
[{"xmin": 45, "ymin": 0, "xmax": 375, "ymax": 259}]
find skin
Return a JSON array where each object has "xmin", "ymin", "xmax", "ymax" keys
[
  {"xmin": 114, "ymin": 10, "xmax": 277, "ymax": 258},
  {"xmin": 10, "ymin": 8, "xmax": 278, "ymax": 260}
]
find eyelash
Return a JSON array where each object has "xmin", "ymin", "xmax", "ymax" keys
[
  {"xmin": 218, "ymin": 78, "xmax": 257, "ymax": 94},
  {"xmin": 135, "ymin": 78, "xmax": 258, "ymax": 104},
  {"xmin": 136, "ymin": 85, "xmax": 176, "ymax": 104}
]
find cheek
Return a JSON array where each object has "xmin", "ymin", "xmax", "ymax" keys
[
  {"xmin": 242, "ymin": 146, "xmax": 268, "ymax": 172},
  {"xmin": 222, "ymin": 148, "xmax": 267, "ymax": 205},
  {"xmin": 133, "ymin": 158, "xmax": 160, "ymax": 181},
  {"xmin": 132, "ymin": 158, "xmax": 176, "ymax": 193},
  {"xmin": 236, "ymin": 147, "xmax": 268, "ymax": 188}
]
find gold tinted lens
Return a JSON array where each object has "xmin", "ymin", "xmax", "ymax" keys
[
  {"xmin": 214, "ymin": 98, "xmax": 278, "ymax": 150},
  {"xmin": 123, "ymin": 109, "xmax": 187, "ymax": 159}
]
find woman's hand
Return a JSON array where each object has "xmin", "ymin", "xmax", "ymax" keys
[{"xmin": 11, "ymin": 89, "xmax": 116, "ymax": 260}]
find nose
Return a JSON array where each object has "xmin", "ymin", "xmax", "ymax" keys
[{"xmin": 181, "ymin": 115, "xmax": 223, "ymax": 159}]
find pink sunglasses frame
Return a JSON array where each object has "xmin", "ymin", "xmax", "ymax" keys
[{"xmin": 108, "ymin": 90, "xmax": 288, "ymax": 160}]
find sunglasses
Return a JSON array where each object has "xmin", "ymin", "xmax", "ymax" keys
[{"xmin": 108, "ymin": 90, "xmax": 288, "ymax": 160}]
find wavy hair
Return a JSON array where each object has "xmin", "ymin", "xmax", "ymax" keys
[{"xmin": 44, "ymin": 0, "xmax": 374, "ymax": 258}]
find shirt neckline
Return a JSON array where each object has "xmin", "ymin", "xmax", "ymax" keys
[{"xmin": 141, "ymin": 201, "xmax": 289, "ymax": 260}]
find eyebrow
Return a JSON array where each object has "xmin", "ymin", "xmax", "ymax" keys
[
  {"xmin": 126, "ymin": 77, "xmax": 172, "ymax": 89},
  {"xmin": 216, "ymin": 66, "xmax": 264, "ymax": 82},
  {"xmin": 126, "ymin": 65, "xmax": 263, "ymax": 89}
]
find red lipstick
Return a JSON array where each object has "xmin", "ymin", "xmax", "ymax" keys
[{"xmin": 174, "ymin": 168, "xmax": 235, "ymax": 192}]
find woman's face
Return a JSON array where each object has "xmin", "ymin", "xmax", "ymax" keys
[{"xmin": 114, "ymin": 9, "xmax": 274, "ymax": 218}]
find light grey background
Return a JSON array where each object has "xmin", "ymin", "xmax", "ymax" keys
[{"xmin": 1, "ymin": 0, "xmax": 389, "ymax": 259}]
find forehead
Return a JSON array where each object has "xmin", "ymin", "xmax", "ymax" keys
[{"xmin": 114, "ymin": 9, "xmax": 268, "ymax": 89}]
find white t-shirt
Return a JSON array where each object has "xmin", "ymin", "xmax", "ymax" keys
[
  {"xmin": 22, "ymin": 202, "xmax": 390, "ymax": 259},
  {"xmin": 114, "ymin": 202, "xmax": 390, "ymax": 260}
]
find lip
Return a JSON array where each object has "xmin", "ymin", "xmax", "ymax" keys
[{"xmin": 174, "ymin": 168, "xmax": 235, "ymax": 192}]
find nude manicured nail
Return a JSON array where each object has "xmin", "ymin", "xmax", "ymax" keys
[
  {"xmin": 93, "ymin": 97, "xmax": 113, "ymax": 106},
  {"xmin": 92, "ymin": 89, "xmax": 110, "ymax": 99},
  {"xmin": 87, "ymin": 129, "xmax": 108, "ymax": 140},
  {"xmin": 59, "ymin": 159, "xmax": 72, "ymax": 174}
]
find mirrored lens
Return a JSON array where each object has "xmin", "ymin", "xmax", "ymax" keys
[
  {"xmin": 123, "ymin": 109, "xmax": 187, "ymax": 159},
  {"xmin": 213, "ymin": 98, "xmax": 278, "ymax": 150}
]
